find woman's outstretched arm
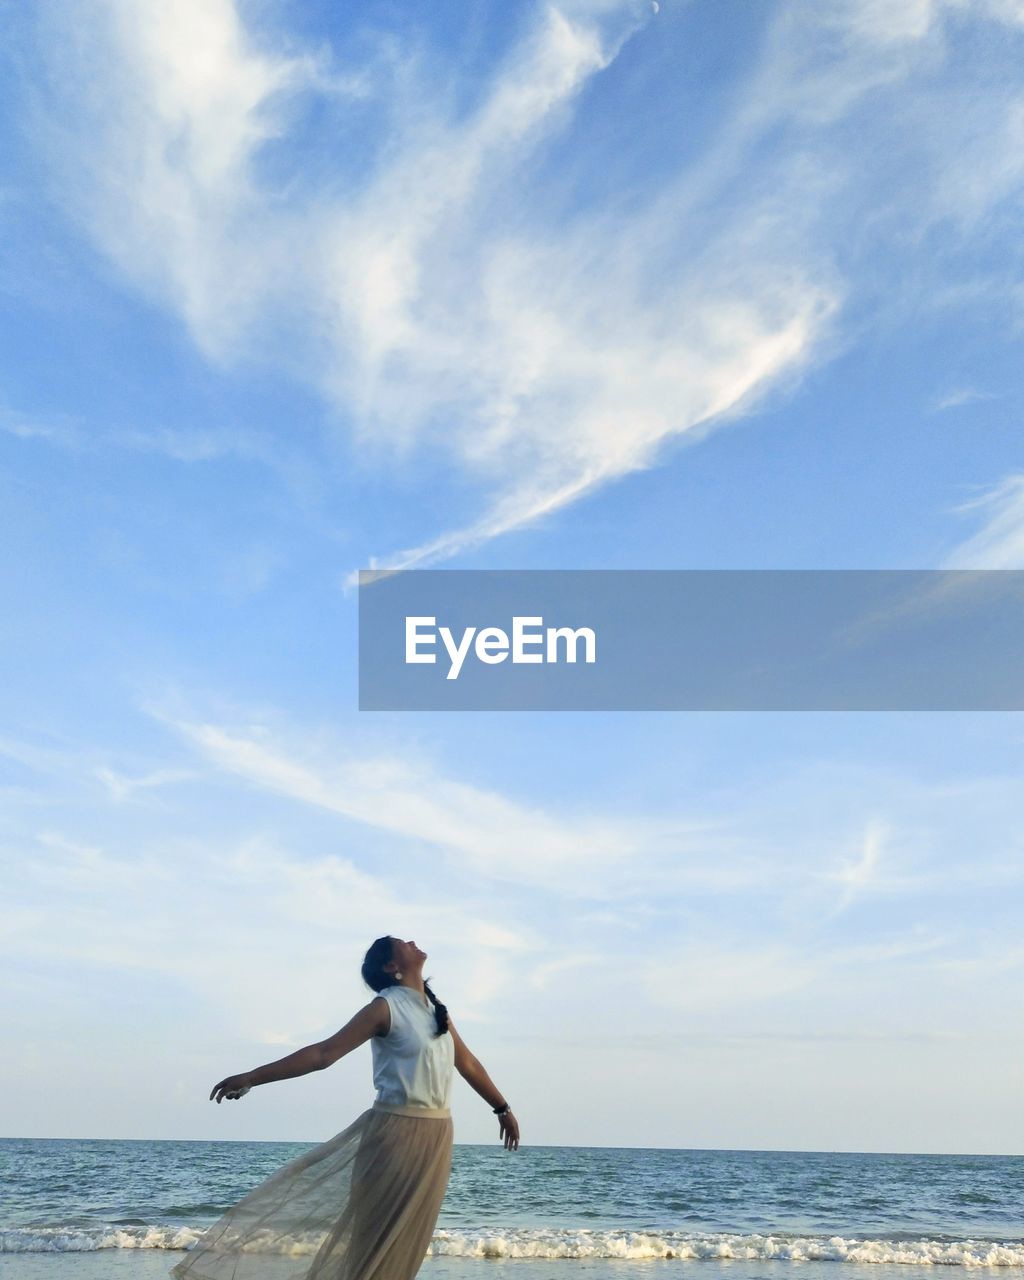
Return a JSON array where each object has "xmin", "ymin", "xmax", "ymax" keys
[
  {"xmin": 210, "ymin": 998, "xmax": 389, "ymax": 1102},
  {"xmin": 448, "ymin": 1019, "xmax": 520, "ymax": 1150}
]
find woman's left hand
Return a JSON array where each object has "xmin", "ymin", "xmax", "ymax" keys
[{"xmin": 498, "ymin": 1110, "xmax": 520, "ymax": 1151}]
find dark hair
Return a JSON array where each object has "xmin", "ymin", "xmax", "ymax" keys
[{"xmin": 361, "ymin": 936, "xmax": 449, "ymax": 1037}]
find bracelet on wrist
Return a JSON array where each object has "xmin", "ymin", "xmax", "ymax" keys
[{"xmin": 493, "ymin": 1102, "xmax": 510, "ymax": 1115}]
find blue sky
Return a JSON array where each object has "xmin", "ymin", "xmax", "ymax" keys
[{"xmin": 2, "ymin": 0, "xmax": 1024, "ymax": 1152}]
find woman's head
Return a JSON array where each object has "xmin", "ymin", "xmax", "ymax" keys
[
  {"xmin": 361, "ymin": 936, "xmax": 425, "ymax": 991},
  {"xmin": 361, "ymin": 935, "xmax": 449, "ymax": 1037}
]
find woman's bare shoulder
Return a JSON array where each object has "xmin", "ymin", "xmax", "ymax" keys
[{"xmin": 368, "ymin": 993, "xmax": 392, "ymax": 1035}]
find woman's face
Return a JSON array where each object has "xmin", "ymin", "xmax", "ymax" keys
[{"xmin": 388, "ymin": 937, "xmax": 426, "ymax": 977}]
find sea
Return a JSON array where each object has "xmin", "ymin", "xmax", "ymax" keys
[{"xmin": 1, "ymin": 1138, "xmax": 1022, "ymax": 1280}]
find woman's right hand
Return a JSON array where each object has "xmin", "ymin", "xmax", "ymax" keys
[{"xmin": 210, "ymin": 1072, "xmax": 253, "ymax": 1103}]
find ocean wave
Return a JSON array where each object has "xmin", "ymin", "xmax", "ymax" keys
[
  {"xmin": 0, "ymin": 1225, "xmax": 202, "ymax": 1253},
  {"xmin": 4, "ymin": 1224, "xmax": 1024, "ymax": 1266},
  {"xmin": 430, "ymin": 1229, "xmax": 1024, "ymax": 1267}
]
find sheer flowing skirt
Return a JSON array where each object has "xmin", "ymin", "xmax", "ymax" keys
[{"xmin": 170, "ymin": 1104, "xmax": 454, "ymax": 1280}]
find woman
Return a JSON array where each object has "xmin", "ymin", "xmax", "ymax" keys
[{"xmin": 171, "ymin": 936, "xmax": 518, "ymax": 1280}]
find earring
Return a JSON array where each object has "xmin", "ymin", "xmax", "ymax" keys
[{"xmin": 394, "ymin": 972, "xmax": 403, "ymax": 981}]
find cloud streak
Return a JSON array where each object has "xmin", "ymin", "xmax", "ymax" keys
[
  {"xmin": 163, "ymin": 715, "xmax": 645, "ymax": 890},
  {"xmin": 833, "ymin": 820, "xmax": 886, "ymax": 910},
  {"xmin": 944, "ymin": 473, "xmax": 1024, "ymax": 569},
  {"xmin": 29, "ymin": 0, "xmax": 1024, "ymax": 564},
  {"xmin": 29, "ymin": 0, "xmax": 844, "ymax": 564}
]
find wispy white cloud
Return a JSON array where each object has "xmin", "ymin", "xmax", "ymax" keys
[
  {"xmin": 31, "ymin": 0, "xmax": 1024, "ymax": 568},
  {"xmin": 832, "ymin": 820, "xmax": 886, "ymax": 910},
  {"xmin": 28, "ymin": 0, "xmax": 841, "ymax": 565},
  {"xmin": 34, "ymin": 0, "xmax": 319, "ymax": 354},
  {"xmin": 104, "ymin": 424, "xmax": 278, "ymax": 464},
  {"xmin": 151, "ymin": 710, "xmax": 878, "ymax": 905},
  {"xmin": 7, "ymin": 714, "xmax": 1023, "ymax": 910},
  {"xmin": 1, "ymin": 404, "xmax": 78, "ymax": 444},
  {"xmin": 160, "ymin": 715, "xmax": 644, "ymax": 890},
  {"xmin": 930, "ymin": 387, "xmax": 996, "ymax": 412},
  {"xmin": 1, "ymin": 399, "xmax": 290, "ymax": 470},
  {"xmin": 944, "ymin": 473, "xmax": 1024, "ymax": 568},
  {"xmin": 354, "ymin": 271, "xmax": 830, "ymax": 574},
  {"xmin": 94, "ymin": 764, "xmax": 199, "ymax": 801}
]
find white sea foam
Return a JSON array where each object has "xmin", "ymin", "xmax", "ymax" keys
[
  {"xmin": 4, "ymin": 1224, "xmax": 1024, "ymax": 1265},
  {"xmin": 430, "ymin": 1228, "xmax": 1024, "ymax": 1267},
  {"xmin": 0, "ymin": 1225, "xmax": 202, "ymax": 1253}
]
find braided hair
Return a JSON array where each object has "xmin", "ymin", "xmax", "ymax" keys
[{"xmin": 361, "ymin": 935, "xmax": 449, "ymax": 1037}]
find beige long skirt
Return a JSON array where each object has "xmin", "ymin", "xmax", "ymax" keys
[{"xmin": 170, "ymin": 1103, "xmax": 454, "ymax": 1280}]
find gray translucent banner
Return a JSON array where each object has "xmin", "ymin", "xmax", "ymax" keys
[{"xmin": 357, "ymin": 570, "xmax": 1024, "ymax": 711}]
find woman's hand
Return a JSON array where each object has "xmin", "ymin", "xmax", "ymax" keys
[
  {"xmin": 210, "ymin": 1073, "xmax": 253, "ymax": 1103},
  {"xmin": 498, "ymin": 1110, "xmax": 520, "ymax": 1151}
]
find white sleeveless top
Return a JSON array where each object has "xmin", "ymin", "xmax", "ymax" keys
[{"xmin": 371, "ymin": 985, "xmax": 455, "ymax": 1109}]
